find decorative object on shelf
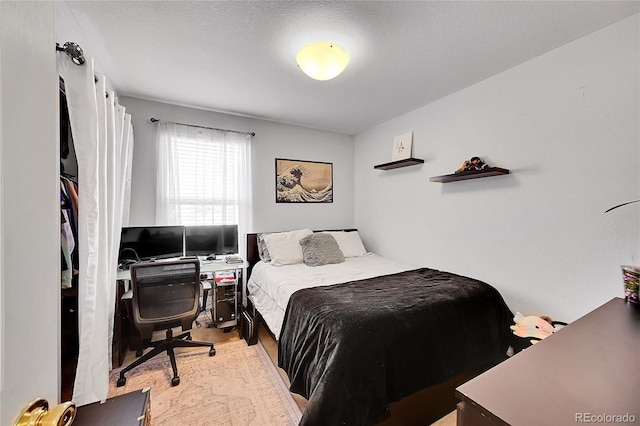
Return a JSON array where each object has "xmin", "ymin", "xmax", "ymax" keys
[
  {"xmin": 374, "ymin": 157, "xmax": 425, "ymax": 170},
  {"xmin": 374, "ymin": 131, "xmax": 424, "ymax": 170},
  {"xmin": 392, "ymin": 132, "xmax": 413, "ymax": 161},
  {"xmin": 455, "ymin": 156, "xmax": 489, "ymax": 173},
  {"xmin": 275, "ymin": 158, "xmax": 333, "ymax": 203},
  {"xmin": 621, "ymin": 265, "xmax": 640, "ymax": 304},
  {"xmin": 296, "ymin": 42, "xmax": 349, "ymax": 81}
]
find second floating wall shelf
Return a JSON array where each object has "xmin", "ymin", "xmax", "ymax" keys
[{"xmin": 429, "ymin": 167, "xmax": 510, "ymax": 183}]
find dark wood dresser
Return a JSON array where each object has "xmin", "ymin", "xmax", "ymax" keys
[{"xmin": 456, "ymin": 298, "xmax": 639, "ymax": 425}]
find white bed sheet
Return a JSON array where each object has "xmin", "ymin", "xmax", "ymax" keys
[{"xmin": 247, "ymin": 253, "xmax": 415, "ymax": 339}]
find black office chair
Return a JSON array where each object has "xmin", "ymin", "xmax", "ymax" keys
[{"xmin": 117, "ymin": 259, "xmax": 215, "ymax": 387}]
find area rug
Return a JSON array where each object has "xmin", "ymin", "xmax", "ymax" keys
[{"xmin": 108, "ymin": 340, "xmax": 302, "ymax": 425}]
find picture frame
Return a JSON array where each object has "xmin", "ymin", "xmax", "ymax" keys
[
  {"xmin": 391, "ymin": 132, "xmax": 413, "ymax": 161},
  {"xmin": 275, "ymin": 158, "xmax": 333, "ymax": 203}
]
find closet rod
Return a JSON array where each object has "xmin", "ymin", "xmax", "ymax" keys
[
  {"xmin": 56, "ymin": 42, "xmax": 85, "ymax": 66},
  {"xmin": 150, "ymin": 118, "xmax": 255, "ymax": 137}
]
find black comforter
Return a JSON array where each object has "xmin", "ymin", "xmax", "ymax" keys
[{"xmin": 278, "ymin": 267, "xmax": 513, "ymax": 426}]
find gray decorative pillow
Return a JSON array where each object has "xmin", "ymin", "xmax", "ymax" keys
[
  {"xmin": 299, "ymin": 233, "xmax": 345, "ymax": 267},
  {"xmin": 257, "ymin": 233, "xmax": 271, "ymax": 262}
]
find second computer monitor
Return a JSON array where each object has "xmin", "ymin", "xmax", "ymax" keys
[
  {"xmin": 184, "ymin": 224, "xmax": 238, "ymax": 258},
  {"xmin": 118, "ymin": 225, "xmax": 185, "ymax": 262}
]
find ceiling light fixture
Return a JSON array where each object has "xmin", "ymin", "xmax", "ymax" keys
[{"xmin": 296, "ymin": 42, "xmax": 349, "ymax": 81}]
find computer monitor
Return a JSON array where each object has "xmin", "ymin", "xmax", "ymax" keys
[
  {"xmin": 184, "ymin": 224, "xmax": 238, "ymax": 257},
  {"xmin": 118, "ymin": 226, "xmax": 185, "ymax": 262},
  {"xmin": 221, "ymin": 225, "xmax": 239, "ymax": 255}
]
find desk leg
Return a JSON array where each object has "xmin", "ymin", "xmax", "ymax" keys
[
  {"xmin": 202, "ymin": 288, "xmax": 209, "ymax": 314},
  {"xmin": 113, "ymin": 281, "xmax": 127, "ymax": 367},
  {"xmin": 241, "ymin": 268, "xmax": 247, "ymax": 308}
]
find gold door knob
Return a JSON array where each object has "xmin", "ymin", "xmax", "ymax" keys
[{"xmin": 14, "ymin": 398, "xmax": 75, "ymax": 426}]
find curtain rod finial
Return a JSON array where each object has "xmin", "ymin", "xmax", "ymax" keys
[{"xmin": 57, "ymin": 41, "xmax": 85, "ymax": 66}]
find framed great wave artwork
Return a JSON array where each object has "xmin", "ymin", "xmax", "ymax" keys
[{"xmin": 275, "ymin": 158, "xmax": 333, "ymax": 203}]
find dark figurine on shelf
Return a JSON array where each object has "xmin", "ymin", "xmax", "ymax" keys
[{"xmin": 455, "ymin": 156, "xmax": 489, "ymax": 173}]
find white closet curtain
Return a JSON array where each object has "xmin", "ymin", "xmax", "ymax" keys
[
  {"xmin": 155, "ymin": 121, "xmax": 252, "ymax": 256},
  {"xmin": 58, "ymin": 55, "xmax": 134, "ymax": 405}
]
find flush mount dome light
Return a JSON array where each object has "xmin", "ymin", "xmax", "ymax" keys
[{"xmin": 296, "ymin": 42, "xmax": 349, "ymax": 81}]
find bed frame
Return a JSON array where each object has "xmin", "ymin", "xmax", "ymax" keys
[{"xmin": 245, "ymin": 232, "xmax": 262, "ymax": 280}]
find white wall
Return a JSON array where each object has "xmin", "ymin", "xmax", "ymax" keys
[
  {"xmin": 119, "ymin": 97, "xmax": 355, "ymax": 232},
  {"xmin": 354, "ymin": 14, "xmax": 639, "ymax": 323},
  {"xmin": 1, "ymin": 2, "xmax": 60, "ymax": 424}
]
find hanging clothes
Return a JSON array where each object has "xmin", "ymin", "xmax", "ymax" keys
[
  {"xmin": 61, "ymin": 179, "xmax": 75, "ymax": 288},
  {"xmin": 63, "ymin": 176, "xmax": 80, "ymax": 273},
  {"xmin": 61, "ymin": 176, "xmax": 79, "ymax": 288}
]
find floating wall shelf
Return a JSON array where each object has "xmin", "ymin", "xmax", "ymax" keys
[
  {"xmin": 374, "ymin": 158, "xmax": 425, "ymax": 170},
  {"xmin": 429, "ymin": 167, "xmax": 510, "ymax": 183}
]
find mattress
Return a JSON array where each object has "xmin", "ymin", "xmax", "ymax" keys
[{"xmin": 246, "ymin": 253, "xmax": 415, "ymax": 338}]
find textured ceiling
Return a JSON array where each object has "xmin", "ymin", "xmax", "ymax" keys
[{"xmin": 57, "ymin": 1, "xmax": 639, "ymax": 135}]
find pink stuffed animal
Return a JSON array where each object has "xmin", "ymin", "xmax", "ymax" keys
[{"xmin": 511, "ymin": 312, "xmax": 566, "ymax": 347}]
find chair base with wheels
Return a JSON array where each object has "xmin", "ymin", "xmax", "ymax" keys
[{"xmin": 117, "ymin": 328, "xmax": 215, "ymax": 387}]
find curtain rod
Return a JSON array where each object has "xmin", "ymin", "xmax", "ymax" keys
[
  {"xmin": 56, "ymin": 42, "xmax": 85, "ymax": 66},
  {"xmin": 150, "ymin": 118, "xmax": 255, "ymax": 137}
]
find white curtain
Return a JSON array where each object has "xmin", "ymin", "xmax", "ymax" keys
[
  {"xmin": 155, "ymin": 121, "xmax": 252, "ymax": 256},
  {"xmin": 58, "ymin": 56, "xmax": 134, "ymax": 405}
]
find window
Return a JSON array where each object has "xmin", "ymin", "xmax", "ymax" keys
[{"xmin": 156, "ymin": 121, "xmax": 252, "ymax": 227}]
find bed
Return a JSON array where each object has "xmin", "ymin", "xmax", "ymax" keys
[{"xmin": 245, "ymin": 229, "xmax": 513, "ymax": 426}]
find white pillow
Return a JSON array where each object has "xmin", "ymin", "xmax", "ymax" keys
[
  {"xmin": 263, "ymin": 229, "xmax": 313, "ymax": 266},
  {"xmin": 323, "ymin": 231, "xmax": 367, "ymax": 257}
]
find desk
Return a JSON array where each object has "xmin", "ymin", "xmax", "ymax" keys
[
  {"xmin": 117, "ymin": 259, "xmax": 248, "ymax": 308},
  {"xmin": 456, "ymin": 298, "xmax": 640, "ymax": 426},
  {"xmin": 116, "ymin": 259, "xmax": 248, "ymax": 291},
  {"xmin": 114, "ymin": 259, "xmax": 248, "ymax": 366}
]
